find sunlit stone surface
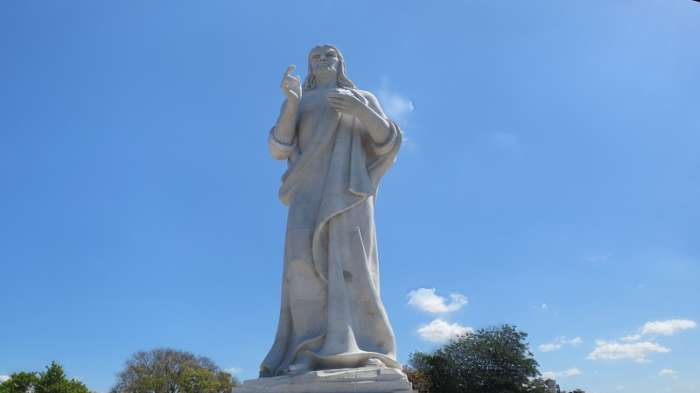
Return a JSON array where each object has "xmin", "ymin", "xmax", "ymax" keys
[{"xmin": 239, "ymin": 44, "xmax": 413, "ymax": 392}]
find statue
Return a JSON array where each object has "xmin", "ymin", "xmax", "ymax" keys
[{"xmin": 261, "ymin": 44, "xmax": 403, "ymax": 378}]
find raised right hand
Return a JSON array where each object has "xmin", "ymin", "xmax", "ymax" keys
[{"xmin": 280, "ymin": 65, "xmax": 302, "ymax": 102}]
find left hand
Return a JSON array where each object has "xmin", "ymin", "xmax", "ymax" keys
[{"xmin": 327, "ymin": 91, "xmax": 369, "ymax": 118}]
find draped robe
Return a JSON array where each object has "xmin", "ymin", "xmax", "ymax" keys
[{"xmin": 261, "ymin": 88, "xmax": 402, "ymax": 377}]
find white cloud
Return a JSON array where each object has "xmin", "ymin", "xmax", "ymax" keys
[
  {"xmin": 539, "ymin": 336, "xmax": 583, "ymax": 352},
  {"xmin": 560, "ymin": 368, "xmax": 583, "ymax": 377},
  {"xmin": 0, "ymin": 375, "xmax": 9, "ymax": 383},
  {"xmin": 641, "ymin": 319, "xmax": 697, "ymax": 336},
  {"xmin": 587, "ymin": 340, "xmax": 670, "ymax": 363},
  {"xmin": 621, "ymin": 334, "xmax": 642, "ymax": 342},
  {"xmin": 658, "ymin": 368, "xmax": 678, "ymax": 379},
  {"xmin": 542, "ymin": 368, "xmax": 583, "ymax": 380},
  {"xmin": 613, "ymin": 319, "xmax": 696, "ymax": 348},
  {"xmin": 417, "ymin": 318, "xmax": 472, "ymax": 343},
  {"xmin": 540, "ymin": 304, "xmax": 549, "ymax": 311},
  {"xmin": 407, "ymin": 288, "xmax": 468, "ymax": 313},
  {"xmin": 376, "ymin": 80, "xmax": 414, "ymax": 124},
  {"xmin": 541, "ymin": 371, "xmax": 556, "ymax": 380},
  {"xmin": 539, "ymin": 343, "xmax": 560, "ymax": 352},
  {"xmin": 226, "ymin": 367, "xmax": 242, "ymax": 376}
]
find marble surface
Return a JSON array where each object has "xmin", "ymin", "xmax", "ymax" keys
[
  {"xmin": 260, "ymin": 44, "xmax": 403, "ymax": 377},
  {"xmin": 236, "ymin": 366, "xmax": 416, "ymax": 393}
]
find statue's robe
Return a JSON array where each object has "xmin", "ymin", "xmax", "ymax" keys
[{"xmin": 261, "ymin": 88, "xmax": 402, "ymax": 377}]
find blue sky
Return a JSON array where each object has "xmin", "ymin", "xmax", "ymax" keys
[{"xmin": 1, "ymin": 1, "xmax": 699, "ymax": 392}]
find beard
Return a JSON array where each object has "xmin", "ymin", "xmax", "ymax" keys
[{"xmin": 314, "ymin": 63, "xmax": 337, "ymax": 75}]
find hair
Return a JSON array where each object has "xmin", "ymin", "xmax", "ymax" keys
[{"xmin": 303, "ymin": 44, "xmax": 356, "ymax": 91}]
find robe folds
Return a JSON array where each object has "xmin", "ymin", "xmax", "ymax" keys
[{"xmin": 261, "ymin": 88, "xmax": 402, "ymax": 377}]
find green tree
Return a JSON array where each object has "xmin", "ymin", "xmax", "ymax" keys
[
  {"xmin": 0, "ymin": 362, "xmax": 90, "ymax": 393},
  {"xmin": 110, "ymin": 349, "xmax": 237, "ymax": 393},
  {"xmin": 0, "ymin": 372, "xmax": 38, "ymax": 393},
  {"xmin": 524, "ymin": 377, "xmax": 547, "ymax": 393},
  {"xmin": 408, "ymin": 325, "xmax": 540, "ymax": 393},
  {"xmin": 402, "ymin": 365, "xmax": 431, "ymax": 393}
]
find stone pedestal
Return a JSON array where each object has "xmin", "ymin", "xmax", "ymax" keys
[{"xmin": 235, "ymin": 366, "xmax": 417, "ymax": 393}]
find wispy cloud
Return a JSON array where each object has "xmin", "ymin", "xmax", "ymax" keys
[
  {"xmin": 541, "ymin": 368, "xmax": 583, "ymax": 380},
  {"xmin": 587, "ymin": 340, "xmax": 670, "ymax": 363},
  {"xmin": 618, "ymin": 319, "xmax": 696, "ymax": 344},
  {"xmin": 0, "ymin": 375, "xmax": 9, "ymax": 383},
  {"xmin": 407, "ymin": 288, "xmax": 468, "ymax": 313},
  {"xmin": 226, "ymin": 367, "xmax": 242, "ymax": 376},
  {"xmin": 621, "ymin": 334, "xmax": 642, "ymax": 342},
  {"xmin": 641, "ymin": 319, "xmax": 697, "ymax": 336},
  {"xmin": 376, "ymin": 78, "xmax": 414, "ymax": 124},
  {"xmin": 541, "ymin": 371, "xmax": 556, "ymax": 380},
  {"xmin": 658, "ymin": 368, "xmax": 679, "ymax": 379},
  {"xmin": 539, "ymin": 336, "xmax": 583, "ymax": 352},
  {"xmin": 417, "ymin": 318, "xmax": 472, "ymax": 343},
  {"xmin": 589, "ymin": 319, "xmax": 695, "ymax": 363}
]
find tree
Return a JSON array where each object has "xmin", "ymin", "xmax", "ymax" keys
[
  {"xmin": 402, "ymin": 365, "xmax": 431, "ymax": 393},
  {"xmin": 0, "ymin": 362, "xmax": 91, "ymax": 393},
  {"xmin": 407, "ymin": 325, "xmax": 540, "ymax": 393},
  {"xmin": 524, "ymin": 377, "xmax": 547, "ymax": 393},
  {"xmin": 0, "ymin": 372, "xmax": 38, "ymax": 393},
  {"xmin": 110, "ymin": 348, "xmax": 237, "ymax": 393}
]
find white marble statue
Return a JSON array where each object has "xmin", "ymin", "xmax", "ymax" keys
[{"xmin": 261, "ymin": 44, "xmax": 403, "ymax": 378}]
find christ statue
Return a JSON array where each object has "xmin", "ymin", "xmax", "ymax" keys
[{"xmin": 261, "ymin": 44, "xmax": 402, "ymax": 378}]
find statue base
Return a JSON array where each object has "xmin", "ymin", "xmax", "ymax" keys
[{"xmin": 235, "ymin": 366, "xmax": 417, "ymax": 393}]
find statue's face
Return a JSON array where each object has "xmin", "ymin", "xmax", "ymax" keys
[{"xmin": 309, "ymin": 46, "xmax": 340, "ymax": 78}]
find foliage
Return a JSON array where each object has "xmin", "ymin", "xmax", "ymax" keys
[
  {"xmin": 402, "ymin": 365, "xmax": 431, "ymax": 393},
  {"xmin": 524, "ymin": 377, "xmax": 548, "ymax": 393},
  {"xmin": 0, "ymin": 372, "xmax": 38, "ymax": 393},
  {"xmin": 0, "ymin": 362, "xmax": 91, "ymax": 393},
  {"xmin": 524, "ymin": 378, "xmax": 588, "ymax": 393},
  {"xmin": 408, "ymin": 325, "xmax": 540, "ymax": 393},
  {"xmin": 109, "ymin": 348, "xmax": 237, "ymax": 393}
]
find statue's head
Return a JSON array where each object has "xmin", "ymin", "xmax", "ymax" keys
[{"xmin": 303, "ymin": 44, "xmax": 356, "ymax": 90}]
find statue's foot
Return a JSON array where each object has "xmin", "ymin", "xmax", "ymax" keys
[
  {"xmin": 284, "ymin": 360, "xmax": 311, "ymax": 375},
  {"xmin": 364, "ymin": 357, "xmax": 387, "ymax": 368}
]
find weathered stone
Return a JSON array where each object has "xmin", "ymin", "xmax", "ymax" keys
[
  {"xmin": 236, "ymin": 366, "xmax": 416, "ymax": 393},
  {"xmin": 260, "ymin": 44, "xmax": 403, "ymax": 378}
]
